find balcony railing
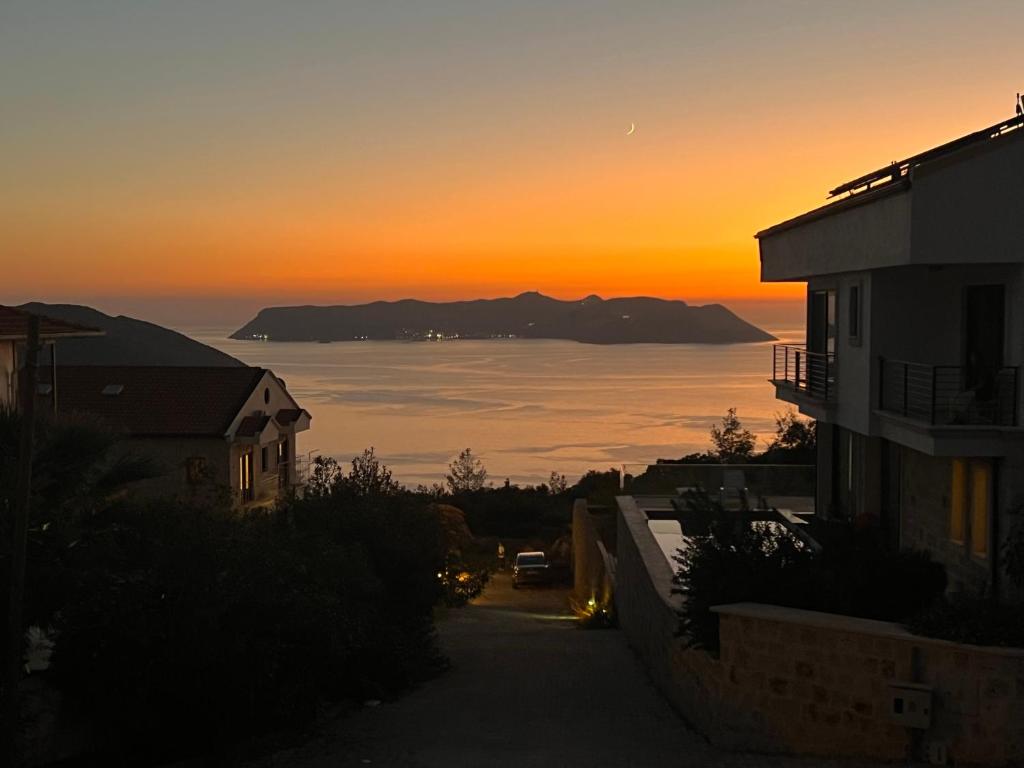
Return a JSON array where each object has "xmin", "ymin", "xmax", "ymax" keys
[
  {"xmin": 879, "ymin": 358, "xmax": 1019, "ymax": 427},
  {"xmin": 772, "ymin": 345, "xmax": 835, "ymax": 402}
]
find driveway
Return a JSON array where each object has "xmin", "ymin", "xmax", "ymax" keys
[{"xmin": 254, "ymin": 574, "xmax": 879, "ymax": 768}]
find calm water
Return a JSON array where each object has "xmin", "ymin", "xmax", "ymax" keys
[{"xmin": 190, "ymin": 327, "xmax": 803, "ymax": 487}]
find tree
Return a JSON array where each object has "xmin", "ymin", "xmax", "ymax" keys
[
  {"xmin": 709, "ymin": 408, "xmax": 756, "ymax": 463},
  {"xmin": 769, "ymin": 410, "xmax": 816, "ymax": 453},
  {"xmin": 547, "ymin": 471, "xmax": 568, "ymax": 494},
  {"xmin": 343, "ymin": 447, "xmax": 402, "ymax": 498},
  {"xmin": 307, "ymin": 456, "xmax": 342, "ymax": 497},
  {"xmin": 446, "ymin": 449, "xmax": 488, "ymax": 494}
]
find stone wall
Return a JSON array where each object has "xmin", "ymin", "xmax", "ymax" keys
[
  {"xmin": 900, "ymin": 447, "xmax": 991, "ymax": 595},
  {"xmin": 613, "ymin": 494, "xmax": 1024, "ymax": 765},
  {"xmin": 709, "ymin": 604, "xmax": 1024, "ymax": 765}
]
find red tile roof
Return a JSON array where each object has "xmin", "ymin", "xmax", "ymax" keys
[
  {"xmin": 43, "ymin": 366, "xmax": 268, "ymax": 437},
  {"xmin": 0, "ymin": 305, "xmax": 103, "ymax": 341}
]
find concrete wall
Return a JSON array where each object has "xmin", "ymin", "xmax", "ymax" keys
[
  {"xmin": 614, "ymin": 495, "xmax": 1024, "ymax": 763},
  {"xmin": 911, "ymin": 132, "xmax": 1024, "ymax": 266},
  {"xmin": 613, "ymin": 497, "xmax": 691, "ymax": 714},
  {"xmin": 760, "ymin": 128, "xmax": 1024, "ymax": 282},
  {"xmin": 761, "ymin": 190, "xmax": 912, "ymax": 281}
]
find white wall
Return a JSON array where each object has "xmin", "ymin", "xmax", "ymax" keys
[{"xmin": 760, "ymin": 130, "xmax": 1024, "ymax": 282}]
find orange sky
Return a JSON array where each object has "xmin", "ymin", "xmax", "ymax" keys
[{"xmin": 3, "ymin": 2, "xmax": 1023, "ymax": 312}]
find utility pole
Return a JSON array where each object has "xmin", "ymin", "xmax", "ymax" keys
[{"xmin": 3, "ymin": 315, "xmax": 40, "ymax": 767}]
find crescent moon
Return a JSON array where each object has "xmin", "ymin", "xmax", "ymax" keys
[{"xmin": 626, "ymin": 122, "xmax": 636, "ymax": 136}]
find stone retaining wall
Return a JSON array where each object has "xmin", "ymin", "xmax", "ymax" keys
[{"xmin": 613, "ymin": 495, "xmax": 1024, "ymax": 766}]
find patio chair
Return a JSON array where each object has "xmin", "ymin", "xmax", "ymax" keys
[{"xmin": 719, "ymin": 469, "xmax": 749, "ymax": 511}]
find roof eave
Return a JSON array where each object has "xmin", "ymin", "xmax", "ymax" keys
[{"xmin": 755, "ymin": 180, "xmax": 910, "ymax": 240}]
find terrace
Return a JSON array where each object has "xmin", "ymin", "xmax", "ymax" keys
[{"xmin": 878, "ymin": 357, "xmax": 1018, "ymax": 427}]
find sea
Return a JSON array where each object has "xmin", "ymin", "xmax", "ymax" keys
[{"xmin": 188, "ymin": 324, "xmax": 804, "ymax": 488}]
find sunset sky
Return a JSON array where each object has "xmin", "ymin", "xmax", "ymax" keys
[{"xmin": 3, "ymin": 1, "xmax": 1023, "ymax": 324}]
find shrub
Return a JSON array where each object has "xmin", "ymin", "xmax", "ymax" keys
[
  {"xmin": 908, "ymin": 595, "xmax": 1024, "ymax": 648},
  {"xmin": 43, "ymin": 491, "xmax": 449, "ymax": 761},
  {"xmin": 674, "ymin": 496, "xmax": 947, "ymax": 652}
]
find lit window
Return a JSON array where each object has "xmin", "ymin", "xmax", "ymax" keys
[{"xmin": 950, "ymin": 458, "xmax": 992, "ymax": 556}]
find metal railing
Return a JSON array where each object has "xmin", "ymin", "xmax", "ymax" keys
[
  {"xmin": 879, "ymin": 358, "xmax": 1019, "ymax": 426},
  {"xmin": 772, "ymin": 345, "xmax": 835, "ymax": 402}
]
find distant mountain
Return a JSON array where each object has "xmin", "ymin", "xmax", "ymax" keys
[
  {"xmin": 19, "ymin": 303, "xmax": 243, "ymax": 366},
  {"xmin": 231, "ymin": 293, "xmax": 775, "ymax": 345}
]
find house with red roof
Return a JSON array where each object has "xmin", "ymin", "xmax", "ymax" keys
[{"xmin": 41, "ymin": 365, "xmax": 311, "ymax": 508}]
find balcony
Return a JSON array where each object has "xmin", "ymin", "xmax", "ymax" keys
[
  {"xmin": 771, "ymin": 345, "xmax": 835, "ymax": 402},
  {"xmin": 879, "ymin": 358, "xmax": 1019, "ymax": 427}
]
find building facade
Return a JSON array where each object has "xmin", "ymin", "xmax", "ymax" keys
[
  {"xmin": 43, "ymin": 365, "xmax": 311, "ymax": 508},
  {"xmin": 0, "ymin": 305, "xmax": 103, "ymax": 410},
  {"xmin": 757, "ymin": 116, "xmax": 1024, "ymax": 599}
]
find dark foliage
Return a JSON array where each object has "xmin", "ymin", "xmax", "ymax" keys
[
  {"xmin": 674, "ymin": 493, "xmax": 947, "ymax": 652},
  {"xmin": 1, "ymin": 417, "xmax": 450, "ymax": 764},
  {"xmin": 908, "ymin": 595, "xmax": 1024, "ymax": 648},
  {"xmin": 1003, "ymin": 508, "xmax": 1024, "ymax": 592},
  {"xmin": 660, "ymin": 407, "xmax": 816, "ymax": 465}
]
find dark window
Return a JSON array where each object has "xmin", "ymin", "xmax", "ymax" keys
[
  {"xmin": 264, "ymin": 387, "xmax": 270, "ymax": 404},
  {"xmin": 261, "ymin": 446, "xmax": 269, "ymax": 472},
  {"xmin": 186, "ymin": 457, "xmax": 207, "ymax": 484},
  {"xmin": 848, "ymin": 285, "xmax": 860, "ymax": 340}
]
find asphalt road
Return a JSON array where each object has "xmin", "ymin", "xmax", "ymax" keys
[{"xmin": 254, "ymin": 574, "xmax": 883, "ymax": 768}]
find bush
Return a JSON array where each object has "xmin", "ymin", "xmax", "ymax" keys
[
  {"xmin": 41, "ymin": 491, "xmax": 449, "ymax": 761},
  {"xmin": 908, "ymin": 595, "xmax": 1024, "ymax": 648},
  {"xmin": 674, "ymin": 496, "xmax": 947, "ymax": 652},
  {"xmin": 2, "ymin": 419, "xmax": 453, "ymax": 763}
]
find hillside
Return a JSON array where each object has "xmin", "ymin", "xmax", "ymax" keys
[
  {"xmin": 231, "ymin": 292, "xmax": 775, "ymax": 345},
  {"xmin": 19, "ymin": 303, "xmax": 243, "ymax": 366}
]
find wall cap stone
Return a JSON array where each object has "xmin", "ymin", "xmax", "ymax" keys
[{"xmin": 712, "ymin": 602, "xmax": 1024, "ymax": 658}]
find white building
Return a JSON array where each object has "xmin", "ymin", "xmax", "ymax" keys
[
  {"xmin": 44, "ymin": 365, "xmax": 311, "ymax": 508},
  {"xmin": 757, "ymin": 114, "xmax": 1024, "ymax": 598}
]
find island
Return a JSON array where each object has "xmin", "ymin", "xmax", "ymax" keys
[
  {"xmin": 18, "ymin": 303, "xmax": 243, "ymax": 366},
  {"xmin": 230, "ymin": 292, "xmax": 775, "ymax": 345}
]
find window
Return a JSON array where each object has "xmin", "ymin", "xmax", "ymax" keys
[
  {"xmin": 185, "ymin": 457, "xmax": 207, "ymax": 484},
  {"xmin": 261, "ymin": 446, "xmax": 269, "ymax": 473},
  {"xmin": 239, "ymin": 450, "xmax": 254, "ymax": 502},
  {"xmin": 950, "ymin": 458, "xmax": 992, "ymax": 556},
  {"xmin": 848, "ymin": 285, "xmax": 861, "ymax": 343}
]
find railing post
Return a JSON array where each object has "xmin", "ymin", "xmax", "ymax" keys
[
  {"xmin": 903, "ymin": 362, "xmax": 909, "ymax": 416},
  {"xmin": 878, "ymin": 357, "xmax": 885, "ymax": 411},
  {"xmin": 784, "ymin": 346, "xmax": 789, "ymax": 383},
  {"xmin": 795, "ymin": 350, "xmax": 802, "ymax": 392},
  {"xmin": 824, "ymin": 354, "xmax": 830, "ymax": 401}
]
